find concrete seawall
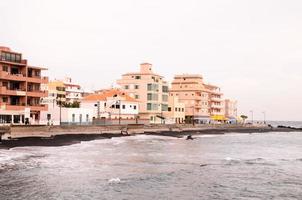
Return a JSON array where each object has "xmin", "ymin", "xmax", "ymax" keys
[
  {"xmin": 2, "ymin": 124, "xmax": 300, "ymax": 139},
  {"xmin": 0, "ymin": 124, "xmax": 300, "ymax": 149}
]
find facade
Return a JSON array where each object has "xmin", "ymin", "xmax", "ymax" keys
[
  {"xmin": 81, "ymin": 89, "xmax": 140, "ymax": 124},
  {"xmin": 116, "ymin": 63, "xmax": 169, "ymax": 124},
  {"xmin": 170, "ymin": 74, "xmax": 211, "ymax": 124},
  {"xmin": 164, "ymin": 95, "xmax": 185, "ymax": 124},
  {"xmin": 42, "ymin": 80, "xmax": 66, "ymax": 105},
  {"xmin": 170, "ymin": 74, "xmax": 226, "ymax": 124},
  {"xmin": 40, "ymin": 102, "xmax": 93, "ymax": 125},
  {"xmin": 204, "ymin": 84, "xmax": 225, "ymax": 122},
  {"xmin": 63, "ymin": 77, "xmax": 84, "ymax": 103},
  {"xmin": 224, "ymin": 99, "xmax": 238, "ymax": 123},
  {"xmin": 0, "ymin": 46, "xmax": 48, "ymax": 125}
]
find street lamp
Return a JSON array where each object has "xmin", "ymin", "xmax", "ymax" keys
[
  {"xmin": 117, "ymin": 100, "xmax": 121, "ymax": 125},
  {"xmin": 249, "ymin": 110, "xmax": 254, "ymax": 124},
  {"xmin": 188, "ymin": 106, "xmax": 195, "ymax": 126},
  {"xmin": 56, "ymin": 95, "xmax": 62, "ymax": 126},
  {"xmin": 262, "ymin": 111, "xmax": 266, "ymax": 124}
]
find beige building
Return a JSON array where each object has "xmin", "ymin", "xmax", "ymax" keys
[
  {"xmin": 224, "ymin": 99, "xmax": 237, "ymax": 120},
  {"xmin": 170, "ymin": 74, "xmax": 210, "ymax": 124},
  {"xmin": 170, "ymin": 74, "xmax": 225, "ymax": 123},
  {"xmin": 164, "ymin": 95, "xmax": 185, "ymax": 124},
  {"xmin": 116, "ymin": 63, "xmax": 169, "ymax": 124},
  {"xmin": 204, "ymin": 84, "xmax": 225, "ymax": 121}
]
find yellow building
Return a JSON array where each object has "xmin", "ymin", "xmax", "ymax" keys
[{"xmin": 41, "ymin": 80, "xmax": 66, "ymax": 105}]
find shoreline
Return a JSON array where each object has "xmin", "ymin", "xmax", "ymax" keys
[{"xmin": 0, "ymin": 125, "xmax": 301, "ymax": 149}]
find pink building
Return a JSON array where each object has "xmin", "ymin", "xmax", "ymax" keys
[{"xmin": 0, "ymin": 46, "xmax": 48, "ymax": 125}]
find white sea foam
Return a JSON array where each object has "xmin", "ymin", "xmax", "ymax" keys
[{"xmin": 108, "ymin": 177, "xmax": 121, "ymax": 184}]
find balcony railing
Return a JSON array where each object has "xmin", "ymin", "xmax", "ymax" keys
[
  {"xmin": 0, "ymin": 71, "xmax": 27, "ymax": 81},
  {"xmin": 27, "ymin": 90, "xmax": 48, "ymax": 97},
  {"xmin": 27, "ymin": 76, "xmax": 48, "ymax": 83},
  {"xmin": 0, "ymin": 86, "xmax": 26, "ymax": 96}
]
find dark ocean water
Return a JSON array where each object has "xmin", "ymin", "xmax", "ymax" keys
[{"xmin": 1, "ymin": 132, "xmax": 302, "ymax": 200}]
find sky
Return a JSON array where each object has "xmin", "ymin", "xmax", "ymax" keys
[{"xmin": 0, "ymin": 0, "xmax": 301, "ymax": 121}]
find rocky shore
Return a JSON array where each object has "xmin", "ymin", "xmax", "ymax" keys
[{"xmin": 0, "ymin": 124, "xmax": 301, "ymax": 149}]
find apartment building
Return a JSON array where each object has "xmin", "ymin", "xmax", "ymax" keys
[
  {"xmin": 116, "ymin": 63, "xmax": 169, "ymax": 124},
  {"xmin": 204, "ymin": 84, "xmax": 225, "ymax": 121},
  {"xmin": 41, "ymin": 80, "xmax": 66, "ymax": 106},
  {"xmin": 170, "ymin": 74, "xmax": 211, "ymax": 124},
  {"xmin": 224, "ymin": 99, "xmax": 237, "ymax": 121},
  {"xmin": 0, "ymin": 46, "xmax": 48, "ymax": 124},
  {"xmin": 63, "ymin": 77, "xmax": 84, "ymax": 103}
]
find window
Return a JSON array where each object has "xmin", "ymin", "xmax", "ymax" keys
[
  {"xmin": 116, "ymin": 104, "xmax": 120, "ymax": 109},
  {"xmin": 122, "ymin": 105, "xmax": 126, "ymax": 109},
  {"xmin": 72, "ymin": 114, "xmax": 75, "ymax": 122},
  {"xmin": 134, "ymin": 85, "xmax": 139, "ymax": 89},
  {"xmin": 147, "ymin": 93, "xmax": 158, "ymax": 101},
  {"xmin": 162, "ymin": 86, "xmax": 168, "ymax": 93},
  {"xmin": 147, "ymin": 103, "xmax": 152, "ymax": 111},
  {"xmin": 134, "ymin": 105, "xmax": 137, "ymax": 110},
  {"xmin": 162, "ymin": 95, "xmax": 168, "ymax": 102},
  {"xmin": 175, "ymin": 108, "xmax": 177, "ymax": 112},
  {"xmin": 168, "ymin": 107, "xmax": 171, "ymax": 112},
  {"xmin": 2, "ymin": 97, "xmax": 8, "ymax": 103},
  {"xmin": 147, "ymin": 83, "xmax": 158, "ymax": 91},
  {"xmin": 2, "ymin": 65, "xmax": 8, "ymax": 72},
  {"xmin": 124, "ymin": 85, "xmax": 129, "ymax": 89},
  {"xmin": 135, "ymin": 76, "xmax": 141, "ymax": 79},
  {"xmin": 47, "ymin": 114, "xmax": 51, "ymax": 121},
  {"xmin": 182, "ymin": 108, "xmax": 184, "ymax": 112},
  {"xmin": 147, "ymin": 103, "xmax": 158, "ymax": 111},
  {"xmin": 161, "ymin": 104, "xmax": 168, "ymax": 111},
  {"xmin": 135, "ymin": 95, "xmax": 139, "ymax": 99},
  {"xmin": 86, "ymin": 114, "xmax": 89, "ymax": 122}
]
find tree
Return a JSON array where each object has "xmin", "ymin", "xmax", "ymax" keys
[{"xmin": 240, "ymin": 115, "xmax": 248, "ymax": 123}]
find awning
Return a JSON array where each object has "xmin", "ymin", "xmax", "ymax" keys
[
  {"xmin": 156, "ymin": 115, "xmax": 165, "ymax": 120},
  {"xmin": 211, "ymin": 115, "xmax": 227, "ymax": 121}
]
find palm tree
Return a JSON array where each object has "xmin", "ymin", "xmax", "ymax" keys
[{"xmin": 240, "ymin": 115, "xmax": 248, "ymax": 124}]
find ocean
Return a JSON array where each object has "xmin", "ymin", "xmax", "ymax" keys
[{"xmin": 1, "ymin": 132, "xmax": 302, "ymax": 200}]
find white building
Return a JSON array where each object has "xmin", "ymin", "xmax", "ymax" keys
[
  {"xmin": 63, "ymin": 77, "xmax": 84, "ymax": 103},
  {"xmin": 81, "ymin": 89, "xmax": 140, "ymax": 124},
  {"xmin": 40, "ymin": 102, "xmax": 94, "ymax": 125}
]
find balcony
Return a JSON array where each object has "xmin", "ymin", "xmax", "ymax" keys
[
  {"xmin": 0, "ymin": 103, "xmax": 26, "ymax": 111},
  {"xmin": 27, "ymin": 76, "xmax": 48, "ymax": 84},
  {"xmin": 0, "ymin": 56, "xmax": 26, "ymax": 66},
  {"xmin": 28, "ymin": 104, "xmax": 48, "ymax": 111},
  {"xmin": 211, "ymin": 104, "xmax": 223, "ymax": 109},
  {"xmin": 0, "ymin": 71, "xmax": 27, "ymax": 81},
  {"xmin": 27, "ymin": 90, "xmax": 48, "ymax": 97},
  {"xmin": 0, "ymin": 86, "xmax": 26, "ymax": 96},
  {"xmin": 211, "ymin": 97, "xmax": 223, "ymax": 102}
]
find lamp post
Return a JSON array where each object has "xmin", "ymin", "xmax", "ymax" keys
[
  {"xmin": 249, "ymin": 110, "xmax": 254, "ymax": 124},
  {"xmin": 262, "ymin": 111, "xmax": 266, "ymax": 124},
  {"xmin": 117, "ymin": 100, "xmax": 121, "ymax": 125}
]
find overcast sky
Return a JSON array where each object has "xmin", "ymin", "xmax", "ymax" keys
[{"xmin": 1, "ymin": 0, "xmax": 301, "ymax": 121}]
